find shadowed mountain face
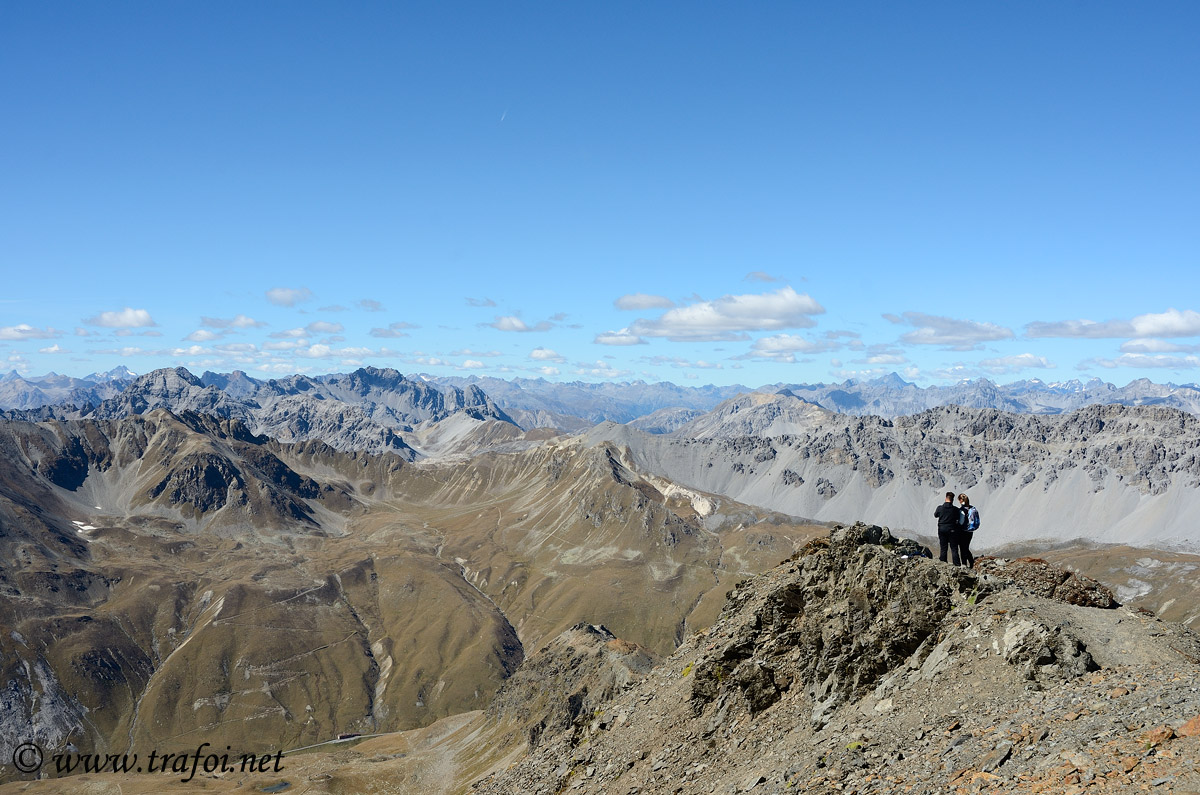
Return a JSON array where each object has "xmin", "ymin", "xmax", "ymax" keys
[{"xmin": 0, "ymin": 411, "xmax": 823, "ymax": 780}]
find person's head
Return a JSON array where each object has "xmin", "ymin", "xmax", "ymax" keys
[
  {"xmin": 959, "ymin": 493, "xmax": 970, "ymax": 506},
  {"xmin": 945, "ymin": 491, "xmax": 955, "ymax": 502}
]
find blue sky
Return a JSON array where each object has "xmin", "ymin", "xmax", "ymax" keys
[{"xmin": 2, "ymin": 2, "xmax": 1198, "ymax": 386}]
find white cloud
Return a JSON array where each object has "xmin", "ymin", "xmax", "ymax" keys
[
  {"xmin": 1130, "ymin": 309, "xmax": 1200, "ymax": 337},
  {"xmin": 357, "ymin": 299, "xmax": 385, "ymax": 312},
  {"xmin": 537, "ymin": 366, "xmax": 560, "ymax": 376},
  {"xmin": 894, "ymin": 312, "xmax": 1013, "ymax": 350},
  {"xmin": 1026, "ymin": 309, "xmax": 1200, "ymax": 340},
  {"xmin": 489, "ymin": 316, "xmax": 553, "ymax": 333},
  {"xmin": 865, "ymin": 354, "xmax": 909, "ymax": 365},
  {"xmin": 0, "ymin": 324, "xmax": 61, "ymax": 340},
  {"xmin": 266, "ymin": 287, "xmax": 313, "ymax": 307},
  {"xmin": 74, "ymin": 327, "xmax": 91, "ymax": 337},
  {"xmin": 38, "ymin": 344, "xmax": 68, "ymax": 354},
  {"xmin": 614, "ymin": 293, "xmax": 676, "ymax": 310},
  {"xmin": 85, "ymin": 307, "xmax": 157, "ymax": 328},
  {"xmin": 264, "ymin": 339, "xmax": 309, "ymax": 351},
  {"xmin": 630, "ymin": 286, "xmax": 825, "ymax": 342},
  {"xmin": 594, "ymin": 328, "xmax": 647, "ymax": 346},
  {"xmin": 746, "ymin": 333, "xmax": 840, "ymax": 361},
  {"xmin": 269, "ymin": 328, "xmax": 309, "ymax": 339},
  {"xmin": 370, "ymin": 321, "xmax": 418, "ymax": 338},
  {"xmin": 530, "ymin": 347, "xmax": 566, "ymax": 362},
  {"xmin": 306, "ymin": 321, "xmax": 345, "ymax": 335},
  {"xmin": 461, "ymin": 359, "xmax": 484, "ymax": 368},
  {"xmin": 575, "ymin": 360, "xmax": 632, "ymax": 379},
  {"xmin": 202, "ymin": 314, "xmax": 266, "ymax": 329},
  {"xmin": 978, "ymin": 353, "xmax": 1056, "ymax": 374},
  {"xmin": 1119, "ymin": 339, "xmax": 1200, "ymax": 354},
  {"xmin": 186, "ymin": 329, "xmax": 223, "ymax": 342}
]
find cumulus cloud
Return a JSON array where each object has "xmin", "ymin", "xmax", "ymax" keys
[
  {"xmin": 305, "ymin": 321, "xmax": 344, "ymax": 335},
  {"xmin": 575, "ymin": 360, "xmax": 632, "ymax": 379},
  {"xmin": 530, "ymin": 347, "xmax": 566, "ymax": 362},
  {"xmin": 1119, "ymin": 339, "xmax": 1200, "ymax": 354},
  {"xmin": 744, "ymin": 271, "xmax": 781, "ymax": 283},
  {"xmin": 264, "ymin": 339, "xmax": 309, "ymax": 351},
  {"xmin": 1026, "ymin": 309, "xmax": 1200, "ymax": 340},
  {"xmin": 202, "ymin": 314, "xmax": 266, "ymax": 329},
  {"xmin": 537, "ymin": 366, "xmax": 560, "ymax": 376},
  {"xmin": 38, "ymin": 344, "xmax": 68, "ymax": 354},
  {"xmin": 489, "ymin": 316, "xmax": 553, "ymax": 333},
  {"xmin": 357, "ymin": 299, "xmax": 385, "ymax": 312},
  {"xmin": 744, "ymin": 333, "xmax": 841, "ymax": 362},
  {"xmin": 266, "ymin": 287, "xmax": 314, "ymax": 307},
  {"xmin": 186, "ymin": 329, "xmax": 223, "ymax": 342},
  {"xmin": 467, "ymin": 297, "xmax": 497, "ymax": 307},
  {"xmin": 593, "ymin": 328, "xmax": 647, "ymax": 346},
  {"xmin": 892, "ymin": 312, "xmax": 1014, "ymax": 350},
  {"xmin": 413, "ymin": 356, "xmax": 449, "ymax": 367},
  {"xmin": 461, "ymin": 359, "xmax": 484, "ymax": 369},
  {"xmin": 978, "ymin": 353, "xmax": 1056, "ymax": 374},
  {"xmin": 85, "ymin": 307, "xmax": 157, "ymax": 329},
  {"xmin": 0, "ymin": 324, "xmax": 61, "ymax": 340},
  {"xmin": 370, "ymin": 321, "xmax": 418, "ymax": 338},
  {"xmin": 864, "ymin": 353, "xmax": 909, "ymax": 365},
  {"xmin": 629, "ymin": 287, "xmax": 825, "ymax": 342},
  {"xmin": 614, "ymin": 293, "xmax": 676, "ymax": 310}
]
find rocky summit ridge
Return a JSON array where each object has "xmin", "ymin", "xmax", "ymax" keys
[{"xmin": 474, "ymin": 524, "xmax": 1200, "ymax": 795}]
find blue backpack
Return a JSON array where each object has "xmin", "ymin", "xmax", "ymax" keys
[{"xmin": 966, "ymin": 506, "xmax": 980, "ymax": 532}]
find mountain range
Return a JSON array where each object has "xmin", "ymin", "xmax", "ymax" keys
[
  {"xmin": 7, "ymin": 367, "xmax": 1200, "ymax": 425},
  {"xmin": 4, "ymin": 364, "xmax": 1200, "ymax": 789}
]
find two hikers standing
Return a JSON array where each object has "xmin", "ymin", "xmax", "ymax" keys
[{"xmin": 934, "ymin": 491, "xmax": 979, "ymax": 567}]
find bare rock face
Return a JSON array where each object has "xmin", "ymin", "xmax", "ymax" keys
[
  {"xmin": 689, "ymin": 523, "xmax": 996, "ymax": 730},
  {"xmin": 976, "ymin": 556, "xmax": 1120, "ymax": 608},
  {"xmin": 487, "ymin": 623, "xmax": 657, "ymax": 749}
]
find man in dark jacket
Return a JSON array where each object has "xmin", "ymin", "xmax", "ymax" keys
[{"xmin": 934, "ymin": 491, "xmax": 963, "ymax": 565}]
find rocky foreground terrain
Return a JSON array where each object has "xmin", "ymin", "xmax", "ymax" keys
[{"xmin": 6, "ymin": 523, "xmax": 1198, "ymax": 794}]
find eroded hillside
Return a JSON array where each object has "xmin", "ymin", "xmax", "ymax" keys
[{"xmin": 0, "ymin": 411, "xmax": 823, "ymax": 780}]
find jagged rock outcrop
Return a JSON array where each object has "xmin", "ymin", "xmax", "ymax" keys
[{"xmin": 473, "ymin": 524, "xmax": 1200, "ymax": 795}]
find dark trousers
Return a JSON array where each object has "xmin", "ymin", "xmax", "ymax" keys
[
  {"xmin": 938, "ymin": 531, "xmax": 961, "ymax": 565},
  {"xmin": 958, "ymin": 531, "xmax": 975, "ymax": 568}
]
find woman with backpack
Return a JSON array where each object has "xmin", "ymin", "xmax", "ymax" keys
[{"xmin": 957, "ymin": 493, "xmax": 979, "ymax": 568}]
